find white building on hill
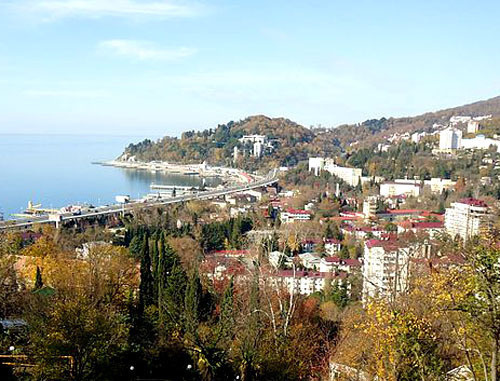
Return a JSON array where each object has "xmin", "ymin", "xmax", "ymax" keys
[
  {"xmin": 309, "ymin": 157, "xmax": 362, "ymax": 187},
  {"xmin": 439, "ymin": 128, "xmax": 462, "ymax": 150},
  {"xmin": 380, "ymin": 180, "xmax": 421, "ymax": 197},
  {"xmin": 461, "ymin": 135, "xmax": 500, "ymax": 152}
]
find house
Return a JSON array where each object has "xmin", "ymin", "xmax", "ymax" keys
[
  {"xmin": 324, "ymin": 239, "xmax": 342, "ymax": 255},
  {"xmin": 298, "ymin": 252, "xmax": 321, "ymax": 270},
  {"xmin": 397, "ymin": 221, "xmax": 444, "ymax": 239},
  {"xmin": 320, "ymin": 256, "xmax": 361, "ymax": 274},
  {"xmin": 280, "ymin": 208, "xmax": 312, "ymax": 223}
]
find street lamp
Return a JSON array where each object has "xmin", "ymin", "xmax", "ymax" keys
[{"xmin": 8, "ymin": 345, "xmax": 15, "ymax": 352}]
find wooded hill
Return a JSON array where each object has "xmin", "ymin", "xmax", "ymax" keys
[{"xmin": 121, "ymin": 95, "xmax": 500, "ymax": 169}]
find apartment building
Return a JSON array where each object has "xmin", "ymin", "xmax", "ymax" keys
[
  {"xmin": 444, "ymin": 198, "xmax": 489, "ymax": 241},
  {"xmin": 362, "ymin": 239, "xmax": 411, "ymax": 301}
]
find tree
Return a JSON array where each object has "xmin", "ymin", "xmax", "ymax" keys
[
  {"xmin": 139, "ymin": 234, "xmax": 154, "ymax": 312},
  {"xmin": 34, "ymin": 266, "xmax": 43, "ymax": 290}
]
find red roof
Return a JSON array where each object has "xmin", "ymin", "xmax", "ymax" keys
[
  {"xmin": 274, "ymin": 270, "xmax": 347, "ymax": 279},
  {"xmin": 324, "ymin": 238, "xmax": 341, "ymax": 244},
  {"xmin": 387, "ymin": 209, "xmax": 425, "ymax": 215},
  {"xmin": 344, "ymin": 258, "xmax": 362, "ymax": 267},
  {"xmin": 285, "ymin": 208, "xmax": 311, "ymax": 215},
  {"xmin": 212, "ymin": 250, "xmax": 250, "ymax": 256},
  {"xmin": 365, "ymin": 239, "xmax": 401, "ymax": 251},
  {"xmin": 459, "ymin": 198, "xmax": 488, "ymax": 207},
  {"xmin": 324, "ymin": 256, "xmax": 341, "ymax": 263}
]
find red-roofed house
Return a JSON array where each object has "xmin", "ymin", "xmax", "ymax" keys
[
  {"xmin": 324, "ymin": 238, "xmax": 342, "ymax": 255},
  {"xmin": 320, "ymin": 256, "xmax": 361, "ymax": 273},
  {"xmin": 281, "ymin": 208, "xmax": 312, "ymax": 223},
  {"xmin": 397, "ymin": 221, "xmax": 444, "ymax": 238}
]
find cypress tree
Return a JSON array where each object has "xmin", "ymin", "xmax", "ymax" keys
[
  {"xmin": 219, "ymin": 277, "xmax": 234, "ymax": 341},
  {"xmin": 139, "ymin": 234, "xmax": 154, "ymax": 312},
  {"xmin": 184, "ymin": 270, "xmax": 201, "ymax": 337},
  {"xmin": 34, "ymin": 266, "xmax": 43, "ymax": 290}
]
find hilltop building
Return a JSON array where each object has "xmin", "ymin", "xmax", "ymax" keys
[
  {"xmin": 445, "ymin": 198, "xmax": 489, "ymax": 241},
  {"xmin": 238, "ymin": 135, "xmax": 273, "ymax": 157}
]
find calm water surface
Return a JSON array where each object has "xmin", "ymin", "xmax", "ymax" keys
[{"xmin": 0, "ymin": 134, "xmax": 218, "ymax": 219}]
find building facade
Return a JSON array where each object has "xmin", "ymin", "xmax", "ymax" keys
[{"xmin": 444, "ymin": 198, "xmax": 489, "ymax": 241}]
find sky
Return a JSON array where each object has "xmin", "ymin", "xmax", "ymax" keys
[{"xmin": 0, "ymin": 0, "xmax": 500, "ymax": 136}]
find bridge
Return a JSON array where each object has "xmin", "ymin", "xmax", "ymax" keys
[{"xmin": 0, "ymin": 170, "xmax": 279, "ymax": 231}]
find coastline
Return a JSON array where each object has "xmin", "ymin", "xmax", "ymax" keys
[{"xmin": 95, "ymin": 159, "xmax": 258, "ymax": 185}]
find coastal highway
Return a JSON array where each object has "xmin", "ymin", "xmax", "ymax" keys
[{"xmin": 0, "ymin": 170, "xmax": 279, "ymax": 231}]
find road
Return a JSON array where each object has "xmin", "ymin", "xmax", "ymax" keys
[{"xmin": 0, "ymin": 170, "xmax": 279, "ymax": 231}]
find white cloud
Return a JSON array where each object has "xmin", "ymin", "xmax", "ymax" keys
[
  {"xmin": 99, "ymin": 39, "xmax": 196, "ymax": 61},
  {"xmin": 24, "ymin": 89, "xmax": 108, "ymax": 98},
  {"xmin": 16, "ymin": 0, "xmax": 201, "ymax": 20}
]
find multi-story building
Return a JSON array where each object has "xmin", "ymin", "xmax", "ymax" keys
[
  {"xmin": 467, "ymin": 120, "xmax": 480, "ymax": 134},
  {"xmin": 445, "ymin": 198, "xmax": 489, "ymax": 241},
  {"xmin": 362, "ymin": 239, "xmax": 412, "ymax": 302},
  {"xmin": 363, "ymin": 196, "xmax": 378, "ymax": 219},
  {"xmin": 379, "ymin": 181, "xmax": 421, "ymax": 197},
  {"xmin": 423, "ymin": 178, "xmax": 456, "ymax": 194},
  {"xmin": 239, "ymin": 134, "xmax": 267, "ymax": 144},
  {"xmin": 461, "ymin": 135, "xmax": 500, "ymax": 152},
  {"xmin": 308, "ymin": 157, "xmax": 326, "ymax": 176},
  {"xmin": 324, "ymin": 162, "xmax": 362, "ymax": 187},
  {"xmin": 308, "ymin": 157, "xmax": 362, "ymax": 186},
  {"xmin": 439, "ymin": 128, "xmax": 462, "ymax": 151},
  {"xmin": 271, "ymin": 270, "xmax": 347, "ymax": 296}
]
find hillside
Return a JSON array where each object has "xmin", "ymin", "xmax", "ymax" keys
[
  {"xmin": 121, "ymin": 95, "xmax": 500, "ymax": 169},
  {"xmin": 325, "ymin": 95, "xmax": 500, "ymax": 147},
  {"xmin": 122, "ymin": 115, "xmax": 342, "ymax": 171}
]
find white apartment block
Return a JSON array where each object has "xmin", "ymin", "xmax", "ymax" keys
[
  {"xmin": 308, "ymin": 157, "xmax": 362, "ymax": 186},
  {"xmin": 439, "ymin": 128, "xmax": 462, "ymax": 150},
  {"xmin": 253, "ymin": 141, "xmax": 263, "ymax": 157},
  {"xmin": 270, "ymin": 270, "xmax": 346, "ymax": 296},
  {"xmin": 308, "ymin": 157, "xmax": 326, "ymax": 176},
  {"xmin": 445, "ymin": 198, "xmax": 489, "ymax": 241},
  {"xmin": 467, "ymin": 120, "xmax": 480, "ymax": 134},
  {"xmin": 239, "ymin": 134, "xmax": 267, "ymax": 144},
  {"xmin": 363, "ymin": 196, "xmax": 378, "ymax": 219},
  {"xmin": 423, "ymin": 178, "xmax": 456, "ymax": 194},
  {"xmin": 461, "ymin": 135, "xmax": 500, "ymax": 153},
  {"xmin": 362, "ymin": 239, "xmax": 411, "ymax": 302},
  {"xmin": 325, "ymin": 163, "xmax": 362, "ymax": 187},
  {"xmin": 379, "ymin": 181, "xmax": 421, "ymax": 198}
]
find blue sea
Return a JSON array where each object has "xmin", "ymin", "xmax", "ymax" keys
[{"xmin": 0, "ymin": 134, "xmax": 218, "ymax": 219}]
